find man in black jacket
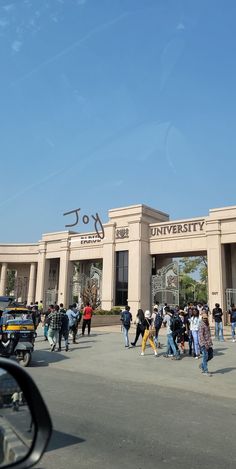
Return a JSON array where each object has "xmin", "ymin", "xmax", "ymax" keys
[{"xmin": 212, "ymin": 303, "xmax": 224, "ymax": 341}]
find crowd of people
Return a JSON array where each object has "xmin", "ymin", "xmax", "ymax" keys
[
  {"xmin": 120, "ymin": 301, "xmax": 236, "ymax": 377},
  {"xmin": 26, "ymin": 301, "xmax": 93, "ymax": 352},
  {"xmin": 24, "ymin": 298, "xmax": 236, "ymax": 376}
]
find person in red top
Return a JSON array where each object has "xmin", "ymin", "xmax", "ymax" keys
[{"xmin": 82, "ymin": 302, "xmax": 93, "ymax": 336}]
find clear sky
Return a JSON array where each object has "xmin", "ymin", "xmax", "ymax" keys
[{"xmin": 1, "ymin": 0, "xmax": 236, "ymax": 242}]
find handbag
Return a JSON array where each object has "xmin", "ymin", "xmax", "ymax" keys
[
  {"xmin": 146, "ymin": 319, "xmax": 155, "ymax": 338},
  {"xmin": 139, "ymin": 322, "xmax": 145, "ymax": 332},
  {"xmin": 207, "ymin": 347, "xmax": 214, "ymax": 361}
]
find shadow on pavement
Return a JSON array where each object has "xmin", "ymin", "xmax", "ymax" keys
[
  {"xmin": 70, "ymin": 345, "xmax": 92, "ymax": 351},
  {"xmin": 83, "ymin": 332, "xmax": 111, "ymax": 337},
  {"xmin": 31, "ymin": 350, "xmax": 70, "ymax": 366},
  {"xmin": 46, "ymin": 430, "xmax": 85, "ymax": 452},
  {"xmin": 213, "ymin": 367, "xmax": 236, "ymax": 374},
  {"xmin": 77, "ymin": 340, "xmax": 96, "ymax": 344}
]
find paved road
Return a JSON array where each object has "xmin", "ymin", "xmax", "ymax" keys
[
  {"xmin": 0, "ymin": 405, "xmax": 32, "ymax": 446},
  {"xmin": 25, "ymin": 325, "xmax": 236, "ymax": 469}
]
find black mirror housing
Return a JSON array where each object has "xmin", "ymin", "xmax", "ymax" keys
[{"xmin": 0, "ymin": 357, "xmax": 52, "ymax": 468}]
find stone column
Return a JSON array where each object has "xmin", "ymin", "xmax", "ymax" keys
[
  {"xmin": 35, "ymin": 243, "xmax": 47, "ymax": 305},
  {"xmin": 0, "ymin": 263, "xmax": 8, "ymax": 296},
  {"xmin": 206, "ymin": 219, "xmax": 225, "ymax": 314},
  {"xmin": 27, "ymin": 263, "xmax": 37, "ymax": 305},
  {"xmin": 128, "ymin": 220, "xmax": 151, "ymax": 313},
  {"xmin": 101, "ymin": 223, "xmax": 115, "ymax": 311},
  {"xmin": 58, "ymin": 242, "xmax": 71, "ymax": 308}
]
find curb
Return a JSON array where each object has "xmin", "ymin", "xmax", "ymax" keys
[{"xmin": 0, "ymin": 416, "xmax": 28, "ymax": 464}]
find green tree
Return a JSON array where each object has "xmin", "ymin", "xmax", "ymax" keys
[
  {"xmin": 179, "ymin": 256, "xmax": 208, "ymax": 304},
  {"xmin": 6, "ymin": 270, "xmax": 16, "ymax": 296}
]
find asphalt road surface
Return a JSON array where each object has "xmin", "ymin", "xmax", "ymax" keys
[{"xmin": 24, "ymin": 326, "xmax": 236, "ymax": 469}]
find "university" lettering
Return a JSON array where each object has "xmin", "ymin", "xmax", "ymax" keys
[{"xmin": 150, "ymin": 221, "xmax": 205, "ymax": 237}]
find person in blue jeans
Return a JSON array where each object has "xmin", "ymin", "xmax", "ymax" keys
[
  {"xmin": 228, "ymin": 304, "xmax": 236, "ymax": 342},
  {"xmin": 162, "ymin": 307, "xmax": 180, "ymax": 360},
  {"xmin": 199, "ymin": 312, "xmax": 213, "ymax": 377},
  {"xmin": 120, "ymin": 305, "xmax": 132, "ymax": 348},
  {"xmin": 212, "ymin": 303, "xmax": 224, "ymax": 341}
]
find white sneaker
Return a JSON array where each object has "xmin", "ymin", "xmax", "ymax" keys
[
  {"xmin": 232, "ymin": 339, "xmax": 235, "ymax": 343},
  {"xmin": 141, "ymin": 352, "xmax": 144, "ymax": 356},
  {"xmin": 154, "ymin": 351, "xmax": 158, "ymax": 357}
]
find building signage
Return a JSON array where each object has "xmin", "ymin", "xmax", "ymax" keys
[
  {"xmin": 80, "ymin": 235, "xmax": 102, "ymax": 244},
  {"xmin": 150, "ymin": 221, "xmax": 205, "ymax": 237},
  {"xmin": 116, "ymin": 228, "xmax": 129, "ymax": 239}
]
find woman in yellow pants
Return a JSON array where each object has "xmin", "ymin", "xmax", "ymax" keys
[{"xmin": 141, "ymin": 310, "xmax": 158, "ymax": 356}]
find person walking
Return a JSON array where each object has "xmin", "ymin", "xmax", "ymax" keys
[
  {"xmin": 228, "ymin": 304, "xmax": 236, "ymax": 342},
  {"xmin": 141, "ymin": 310, "xmax": 158, "ymax": 356},
  {"xmin": 120, "ymin": 305, "xmax": 132, "ymax": 348},
  {"xmin": 11, "ymin": 391, "xmax": 20, "ymax": 411},
  {"xmin": 66, "ymin": 305, "xmax": 80, "ymax": 343},
  {"xmin": 31, "ymin": 306, "xmax": 38, "ymax": 331},
  {"xmin": 131, "ymin": 309, "xmax": 145, "ymax": 346},
  {"xmin": 38, "ymin": 300, "xmax": 44, "ymax": 324},
  {"xmin": 162, "ymin": 307, "xmax": 180, "ymax": 360},
  {"xmin": 199, "ymin": 312, "xmax": 213, "ymax": 376},
  {"xmin": 152, "ymin": 307, "xmax": 163, "ymax": 349},
  {"xmin": 58, "ymin": 304, "xmax": 69, "ymax": 351},
  {"xmin": 212, "ymin": 303, "xmax": 224, "ymax": 341},
  {"xmin": 47, "ymin": 305, "xmax": 62, "ymax": 351},
  {"xmin": 82, "ymin": 302, "xmax": 93, "ymax": 336},
  {"xmin": 189, "ymin": 308, "xmax": 201, "ymax": 358},
  {"xmin": 178, "ymin": 310, "xmax": 187, "ymax": 354}
]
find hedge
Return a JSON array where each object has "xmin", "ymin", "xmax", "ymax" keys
[{"xmin": 93, "ymin": 307, "xmax": 122, "ymax": 315}]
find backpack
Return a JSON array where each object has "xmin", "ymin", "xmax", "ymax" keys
[
  {"xmin": 154, "ymin": 313, "xmax": 163, "ymax": 329},
  {"xmin": 231, "ymin": 310, "xmax": 236, "ymax": 322},
  {"xmin": 170, "ymin": 315, "xmax": 182, "ymax": 332},
  {"xmin": 122, "ymin": 311, "xmax": 131, "ymax": 327}
]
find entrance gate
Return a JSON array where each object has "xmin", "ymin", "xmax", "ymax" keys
[
  {"xmin": 45, "ymin": 289, "xmax": 58, "ymax": 308},
  {"xmin": 70, "ymin": 264, "xmax": 102, "ymax": 308},
  {"xmin": 225, "ymin": 288, "xmax": 236, "ymax": 310},
  {"xmin": 152, "ymin": 262, "xmax": 179, "ymax": 307}
]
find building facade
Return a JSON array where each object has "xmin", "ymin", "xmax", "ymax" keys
[{"xmin": 1, "ymin": 204, "xmax": 236, "ymax": 312}]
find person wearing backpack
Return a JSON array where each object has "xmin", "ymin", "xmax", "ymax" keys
[
  {"xmin": 170, "ymin": 311, "xmax": 182, "ymax": 358},
  {"xmin": 58, "ymin": 305, "xmax": 69, "ymax": 352},
  {"xmin": 131, "ymin": 309, "xmax": 145, "ymax": 347},
  {"xmin": 152, "ymin": 308, "xmax": 163, "ymax": 348},
  {"xmin": 120, "ymin": 305, "xmax": 132, "ymax": 347},
  {"xmin": 162, "ymin": 307, "xmax": 180, "ymax": 360}
]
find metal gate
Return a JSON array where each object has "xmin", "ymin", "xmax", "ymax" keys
[
  {"xmin": 152, "ymin": 262, "xmax": 179, "ymax": 307},
  {"xmin": 225, "ymin": 288, "xmax": 236, "ymax": 310},
  {"xmin": 69, "ymin": 263, "xmax": 102, "ymax": 308},
  {"xmin": 14, "ymin": 277, "xmax": 29, "ymax": 303},
  {"xmin": 45, "ymin": 289, "xmax": 58, "ymax": 308}
]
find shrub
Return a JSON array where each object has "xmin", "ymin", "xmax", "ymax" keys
[
  {"xmin": 93, "ymin": 310, "xmax": 111, "ymax": 316},
  {"xmin": 110, "ymin": 307, "xmax": 122, "ymax": 315},
  {"xmin": 93, "ymin": 308, "xmax": 121, "ymax": 316}
]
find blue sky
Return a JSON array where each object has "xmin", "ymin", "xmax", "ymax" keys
[{"xmin": 1, "ymin": 0, "xmax": 236, "ymax": 242}]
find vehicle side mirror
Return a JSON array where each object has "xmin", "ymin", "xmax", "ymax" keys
[{"xmin": 0, "ymin": 357, "xmax": 52, "ymax": 468}]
